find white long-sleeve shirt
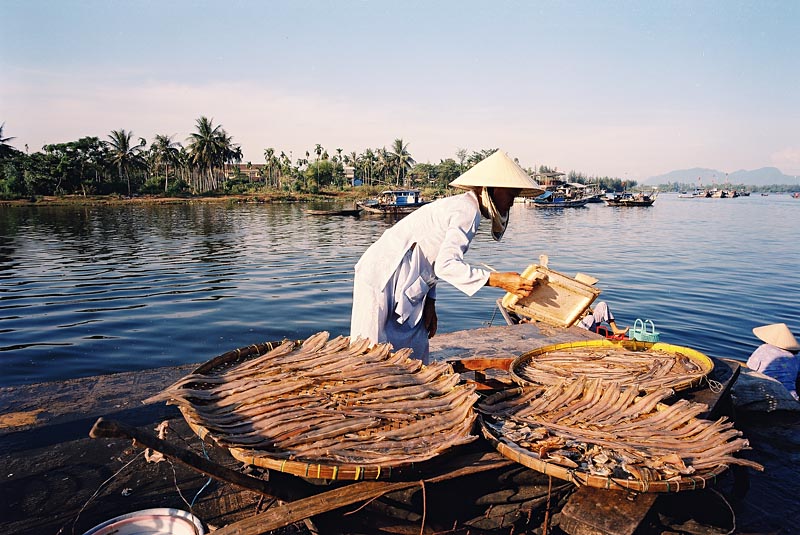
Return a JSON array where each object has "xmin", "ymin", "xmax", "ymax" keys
[
  {"xmin": 350, "ymin": 191, "xmax": 492, "ymax": 362},
  {"xmin": 354, "ymin": 191, "xmax": 491, "ymax": 295}
]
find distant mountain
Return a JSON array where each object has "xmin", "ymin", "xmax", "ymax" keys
[{"xmin": 644, "ymin": 167, "xmax": 799, "ymax": 187}]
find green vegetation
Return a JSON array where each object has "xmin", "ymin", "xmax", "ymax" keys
[{"xmin": 0, "ymin": 119, "xmax": 645, "ymax": 201}]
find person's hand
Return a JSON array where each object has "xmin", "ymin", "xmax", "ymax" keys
[
  {"xmin": 423, "ymin": 297, "xmax": 438, "ymax": 338},
  {"xmin": 488, "ymin": 272, "xmax": 535, "ymax": 298}
]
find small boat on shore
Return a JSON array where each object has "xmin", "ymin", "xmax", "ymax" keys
[
  {"xmin": 357, "ymin": 189, "xmax": 430, "ymax": 214},
  {"xmin": 305, "ymin": 208, "xmax": 362, "ymax": 216}
]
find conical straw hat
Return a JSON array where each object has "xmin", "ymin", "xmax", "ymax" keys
[
  {"xmin": 753, "ymin": 323, "xmax": 800, "ymax": 351},
  {"xmin": 450, "ymin": 150, "xmax": 543, "ymax": 196}
]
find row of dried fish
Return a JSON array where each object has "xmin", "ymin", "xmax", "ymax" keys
[
  {"xmin": 478, "ymin": 377, "xmax": 763, "ymax": 485},
  {"xmin": 154, "ymin": 331, "xmax": 479, "ymax": 467},
  {"xmin": 512, "ymin": 347, "xmax": 706, "ymax": 392}
]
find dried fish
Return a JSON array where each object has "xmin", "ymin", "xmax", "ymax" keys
[
  {"xmin": 155, "ymin": 331, "xmax": 478, "ymax": 471},
  {"xmin": 514, "ymin": 345, "xmax": 709, "ymax": 392},
  {"xmin": 479, "ymin": 379, "xmax": 764, "ymax": 487}
]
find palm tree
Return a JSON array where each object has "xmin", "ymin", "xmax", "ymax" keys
[
  {"xmin": 279, "ymin": 151, "xmax": 290, "ymax": 189},
  {"xmin": 313, "ymin": 144, "xmax": 323, "ymax": 190},
  {"xmin": 186, "ymin": 116, "xmax": 226, "ymax": 191},
  {"xmin": 219, "ymin": 132, "xmax": 242, "ymax": 183},
  {"xmin": 376, "ymin": 147, "xmax": 392, "ymax": 185},
  {"xmin": 264, "ymin": 147, "xmax": 275, "ymax": 186},
  {"xmin": 106, "ymin": 129, "xmax": 146, "ymax": 197},
  {"xmin": 390, "ymin": 138, "xmax": 415, "ymax": 187},
  {"xmin": 362, "ymin": 148, "xmax": 376, "ymax": 185},
  {"xmin": 152, "ymin": 134, "xmax": 182, "ymax": 193},
  {"xmin": 0, "ymin": 122, "xmax": 17, "ymax": 158}
]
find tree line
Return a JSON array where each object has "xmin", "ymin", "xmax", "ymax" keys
[{"xmin": 0, "ymin": 119, "xmax": 632, "ymax": 199}]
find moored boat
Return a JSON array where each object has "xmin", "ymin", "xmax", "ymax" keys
[
  {"xmin": 678, "ymin": 188, "xmax": 706, "ymax": 198},
  {"xmin": 529, "ymin": 190, "xmax": 589, "ymax": 208},
  {"xmin": 305, "ymin": 208, "xmax": 363, "ymax": 216},
  {"xmin": 604, "ymin": 189, "xmax": 658, "ymax": 207},
  {"xmin": 527, "ymin": 176, "xmax": 592, "ymax": 208},
  {"xmin": 357, "ymin": 189, "xmax": 430, "ymax": 214}
]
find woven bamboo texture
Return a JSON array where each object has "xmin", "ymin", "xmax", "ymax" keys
[
  {"xmin": 478, "ymin": 382, "xmax": 763, "ymax": 493},
  {"xmin": 511, "ymin": 339, "xmax": 714, "ymax": 393},
  {"xmin": 156, "ymin": 332, "xmax": 479, "ymax": 480}
]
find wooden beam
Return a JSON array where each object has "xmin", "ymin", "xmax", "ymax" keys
[
  {"xmin": 215, "ymin": 452, "xmax": 513, "ymax": 535},
  {"xmin": 89, "ymin": 417, "xmax": 311, "ymax": 502}
]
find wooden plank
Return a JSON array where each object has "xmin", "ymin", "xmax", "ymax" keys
[
  {"xmin": 214, "ymin": 452, "xmax": 513, "ymax": 535},
  {"xmin": 559, "ymin": 487, "xmax": 657, "ymax": 535},
  {"xmin": 429, "ymin": 321, "xmax": 598, "ymax": 363}
]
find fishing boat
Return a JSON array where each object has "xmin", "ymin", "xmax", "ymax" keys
[
  {"xmin": 678, "ymin": 188, "xmax": 706, "ymax": 198},
  {"xmin": 527, "ymin": 177, "xmax": 592, "ymax": 208},
  {"xmin": 583, "ymin": 183, "xmax": 606, "ymax": 203},
  {"xmin": 529, "ymin": 190, "xmax": 589, "ymax": 208},
  {"xmin": 604, "ymin": 189, "xmax": 658, "ymax": 207},
  {"xmin": 357, "ymin": 189, "xmax": 430, "ymax": 214}
]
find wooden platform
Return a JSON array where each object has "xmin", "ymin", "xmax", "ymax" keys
[{"xmin": 1, "ymin": 323, "xmax": 798, "ymax": 535}]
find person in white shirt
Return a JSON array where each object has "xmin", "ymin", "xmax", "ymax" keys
[
  {"xmin": 746, "ymin": 323, "xmax": 800, "ymax": 401},
  {"xmin": 350, "ymin": 150, "xmax": 543, "ymax": 364}
]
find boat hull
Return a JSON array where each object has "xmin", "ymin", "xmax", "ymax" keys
[
  {"xmin": 357, "ymin": 201, "xmax": 430, "ymax": 214},
  {"xmin": 531, "ymin": 198, "xmax": 589, "ymax": 208},
  {"xmin": 604, "ymin": 199, "xmax": 655, "ymax": 207}
]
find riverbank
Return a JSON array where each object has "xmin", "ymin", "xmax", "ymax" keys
[{"xmin": 0, "ymin": 190, "xmax": 368, "ymax": 207}]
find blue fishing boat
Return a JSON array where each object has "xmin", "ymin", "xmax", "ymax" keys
[{"xmin": 357, "ymin": 189, "xmax": 430, "ymax": 214}]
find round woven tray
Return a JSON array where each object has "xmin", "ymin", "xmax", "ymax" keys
[
  {"xmin": 479, "ymin": 415, "xmax": 728, "ymax": 493},
  {"xmin": 477, "ymin": 384, "xmax": 746, "ymax": 493},
  {"xmin": 510, "ymin": 339, "xmax": 714, "ymax": 393},
  {"xmin": 163, "ymin": 333, "xmax": 478, "ymax": 481}
]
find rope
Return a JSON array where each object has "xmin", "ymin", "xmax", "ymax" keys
[
  {"xmin": 168, "ymin": 458, "xmax": 193, "ymax": 511},
  {"xmin": 541, "ymin": 476, "xmax": 553, "ymax": 535},
  {"xmin": 710, "ymin": 487, "xmax": 737, "ymax": 535},
  {"xmin": 190, "ymin": 441, "xmax": 214, "ymax": 507},
  {"xmin": 486, "ymin": 304, "xmax": 499, "ymax": 326},
  {"xmin": 418, "ymin": 480, "xmax": 427, "ymax": 535},
  {"xmin": 60, "ymin": 449, "xmax": 145, "ymax": 535},
  {"xmin": 704, "ymin": 375, "xmax": 725, "ymax": 393}
]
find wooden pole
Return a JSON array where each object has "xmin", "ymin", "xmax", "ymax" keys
[
  {"xmin": 88, "ymin": 417, "xmax": 310, "ymax": 502},
  {"xmin": 215, "ymin": 452, "xmax": 512, "ymax": 535}
]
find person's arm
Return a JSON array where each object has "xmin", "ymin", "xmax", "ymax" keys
[
  {"xmin": 486, "ymin": 271, "xmax": 534, "ymax": 298},
  {"xmin": 423, "ymin": 297, "xmax": 437, "ymax": 338}
]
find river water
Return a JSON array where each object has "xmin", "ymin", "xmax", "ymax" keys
[{"xmin": 1, "ymin": 194, "xmax": 798, "ymax": 387}]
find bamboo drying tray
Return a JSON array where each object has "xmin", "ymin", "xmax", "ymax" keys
[
  {"xmin": 477, "ymin": 381, "xmax": 763, "ymax": 493},
  {"xmin": 501, "ymin": 264, "xmax": 601, "ymax": 327},
  {"xmin": 510, "ymin": 339, "xmax": 714, "ymax": 393},
  {"xmin": 153, "ymin": 332, "xmax": 479, "ymax": 481}
]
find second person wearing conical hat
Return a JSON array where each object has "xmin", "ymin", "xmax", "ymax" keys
[
  {"xmin": 746, "ymin": 322, "xmax": 800, "ymax": 401},
  {"xmin": 350, "ymin": 150, "xmax": 544, "ymax": 364}
]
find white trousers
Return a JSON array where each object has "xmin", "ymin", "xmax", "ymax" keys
[{"xmin": 350, "ymin": 247, "xmax": 434, "ymax": 364}]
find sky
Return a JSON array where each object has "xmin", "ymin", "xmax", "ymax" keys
[{"xmin": 1, "ymin": 0, "xmax": 799, "ymax": 180}]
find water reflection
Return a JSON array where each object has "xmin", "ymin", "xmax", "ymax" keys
[{"xmin": 1, "ymin": 195, "xmax": 799, "ymax": 386}]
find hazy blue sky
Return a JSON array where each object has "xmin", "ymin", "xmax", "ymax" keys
[{"xmin": 2, "ymin": 0, "xmax": 798, "ymax": 179}]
